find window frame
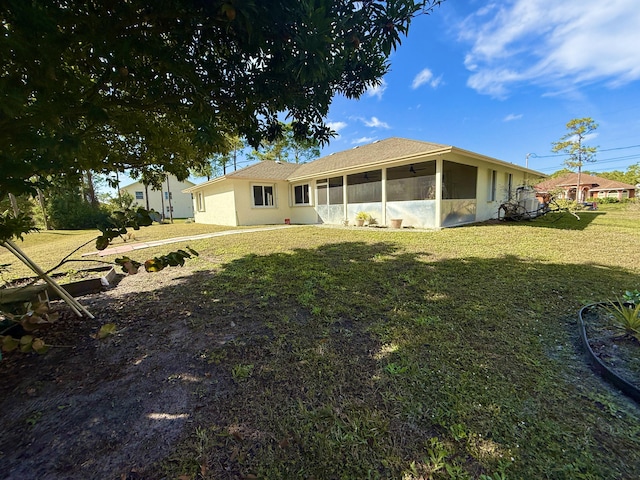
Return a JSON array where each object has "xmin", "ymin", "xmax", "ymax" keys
[
  {"xmin": 489, "ymin": 169, "xmax": 497, "ymax": 202},
  {"xmin": 293, "ymin": 183, "xmax": 311, "ymax": 206},
  {"xmin": 196, "ymin": 192, "xmax": 205, "ymax": 212},
  {"xmin": 134, "ymin": 191, "xmax": 144, "ymax": 200},
  {"xmin": 252, "ymin": 183, "xmax": 276, "ymax": 208}
]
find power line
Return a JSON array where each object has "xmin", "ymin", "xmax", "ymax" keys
[{"xmin": 531, "ymin": 143, "xmax": 640, "ymax": 160}]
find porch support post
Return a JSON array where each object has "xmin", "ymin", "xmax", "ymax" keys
[
  {"xmin": 343, "ymin": 174, "xmax": 348, "ymax": 222},
  {"xmin": 381, "ymin": 168, "xmax": 387, "ymax": 226}
]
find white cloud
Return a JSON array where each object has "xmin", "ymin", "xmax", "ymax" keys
[
  {"xmin": 365, "ymin": 79, "xmax": 388, "ymax": 99},
  {"xmin": 459, "ymin": 0, "xmax": 640, "ymax": 97},
  {"xmin": 503, "ymin": 113, "xmax": 523, "ymax": 122},
  {"xmin": 412, "ymin": 68, "xmax": 443, "ymax": 89},
  {"xmin": 352, "ymin": 137, "xmax": 376, "ymax": 145},
  {"xmin": 363, "ymin": 116, "xmax": 390, "ymax": 129},
  {"xmin": 326, "ymin": 121, "xmax": 347, "ymax": 133}
]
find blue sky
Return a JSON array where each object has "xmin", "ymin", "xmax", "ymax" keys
[
  {"xmin": 117, "ymin": 0, "xmax": 640, "ymax": 190},
  {"xmin": 318, "ymin": 0, "xmax": 640, "ymax": 177}
]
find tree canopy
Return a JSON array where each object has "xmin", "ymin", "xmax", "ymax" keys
[
  {"xmin": 551, "ymin": 117, "xmax": 598, "ymax": 203},
  {"xmin": 248, "ymin": 123, "xmax": 321, "ymax": 164},
  {"xmin": 1, "ymin": 0, "xmax": 444, "ymax": 198},
  {"xmin": 551, "ymin": 118, "xmax": 598, "ymax": 170}
]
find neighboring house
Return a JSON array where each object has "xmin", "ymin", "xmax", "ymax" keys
[
  {"xmin": 120, "ymin": 174, "xmax": 195, "ymax": 219},
  {"xmin": 183, "ymin": 137, "xmax": 546, "ymax": 229},
  {"xmin": 535, "ymin": 173, "xmax": 637, "ymax": 202}
]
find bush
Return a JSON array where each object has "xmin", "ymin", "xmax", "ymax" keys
[
  {"xmin": 594, "ymin": 197, "xmax": 620, "ymax": 204},
  {"xmin": 46, "ymin": 191, "xmax": 110, "ymax": 230}
]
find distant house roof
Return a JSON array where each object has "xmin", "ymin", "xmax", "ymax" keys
[
  {"xmin": 185, "ymin": 137, "xmax": 545, "ymax": 192},
  {"xmin": 120, "ymin": 177, "xmax": 195, "ymax": 191},
  {"xmin": 535, "ymin": 173, "xmax": 636, "ymax": 192}
]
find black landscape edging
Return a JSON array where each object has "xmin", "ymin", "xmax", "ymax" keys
[{"xmin": 579, "ymin": 302, "xmax": 640, "ymax": 402}]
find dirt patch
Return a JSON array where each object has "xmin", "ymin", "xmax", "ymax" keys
[
  {"xmin": 581, "ymin": 303, "xmax": 640, "ymax": 389},
  {"xmin": 0, "ymin": 266, "xmax": 228, "ymax": 479}
]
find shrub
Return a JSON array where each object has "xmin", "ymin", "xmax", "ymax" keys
[
  {"xmin": 46, "ymin": 191, "xmax": 110, "ymax": 230},
  {"xmin": 595, "ymin": 197, "xmax": 619, "ymax": 204},
  {"xmin": 605, "ymin": 298, "xmax": 640, "ymax": 341}
]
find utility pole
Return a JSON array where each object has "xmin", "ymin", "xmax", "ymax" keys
[{"xmin": 166, "ymin": 175, "xmax": 174, "ymax": 223}]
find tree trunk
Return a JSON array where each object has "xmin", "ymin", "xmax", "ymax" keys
[
  {"xmin": 8, "ymin": 193, "xmax": 19, "ymax": 216},
  {"xmin": 37, "ymin": 188, "xmax": 51, "ymax": 230},
  {"xmin": 84, "ymin": 171, "xmax": 99, "ymax": 207},
  {"xmin": 144, "ymin": 183, "xmax": 150, "ymax": 210},
  {"xmin": 576, "ymin": 165, "xmax": 582, "ymax": 203}
]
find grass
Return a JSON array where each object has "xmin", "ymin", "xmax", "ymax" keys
[
  {"xmin": 0, "ymin": 222, "xmax": 237, "ymax": 282},
  {"xmin": 5, "ymin": 205, "xmax": 640, "ymax": 478}
]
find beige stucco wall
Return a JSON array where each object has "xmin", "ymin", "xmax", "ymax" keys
[
  {"xmin": 191, "ymin": 178, "xmax": 320, "ymax": 226},
  {"xmin": 288, "ymin": 181, "xmax": 319, "ymax": 224},
  {"xmin": 192, "ymin": 181, "xmax": 238, "ymax": 225},
  {"xmin": 233, "ymin": 179, "xmax": 294, "ymax": 225}
]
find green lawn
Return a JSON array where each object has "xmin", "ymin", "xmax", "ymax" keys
[
  {"xmin": 0, "ymin": 222, "xmax": 236, "ymax": 281},
  {"xmin": 4, "ymin": 206, "xmax": 640, "ymax": 478}
]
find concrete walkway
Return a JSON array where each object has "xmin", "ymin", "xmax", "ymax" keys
[{"xmin": 82, "ymin": 225, "xmax": 300, "ymax": 257}]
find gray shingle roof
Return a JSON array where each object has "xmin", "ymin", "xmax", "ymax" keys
[
  {"xmin": 289, "ymin": 137, "xmax": 450, "ymax": 179},
  {"xmin": 186, "ymin": 137, "xmax": 543, "ymax": 193},
  {"xmin": 225, "ymin": 160, "xmax": 300, "ymax": 181}
]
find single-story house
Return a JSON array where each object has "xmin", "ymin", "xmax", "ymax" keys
[
  {"xmin": 121, "ymin": 174, "xmax": 195, "ymax": 219},
  {"xmin": 183, "ymin": 137, "xmax": 546, "ymax": 229},
  {"xmin": 535, "ymin": 173, "xmax": 637, "ymax": 202}
]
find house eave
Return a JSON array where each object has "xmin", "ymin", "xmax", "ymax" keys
[
  {"xmin": 287, "ymin": 146, "xmax": 546, "ymax": 182},
  {"xmin": 449, "ymin": 147, "xmax": 546, "ymax": 177},
  {"xmin": 287, "ymin": 147, "xmax": 454, "ymax": 182},
  {"xmin": 182, "ymin": 176, "xmax": 227, "ymax": 193}
]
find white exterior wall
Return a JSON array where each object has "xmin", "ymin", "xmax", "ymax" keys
[{"xmin": 121, "ymin": 175, "xmax": 195, "ymax": 219}]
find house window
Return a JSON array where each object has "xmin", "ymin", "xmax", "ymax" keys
[
  {"xmin": 164, "ymin": 191, "xmax": 173, "ymax": 200},
  {"xmin": 293, "ymin": 184, "xmax": 310, "ymax": 205},
  {"xmin": 135, "ymin": 191, "xmax": 144, "ymax": 200},
  {"xmin": 387, "ymin": 161, "xmax": 436, "ymax": 201},
  {"xmin": 442, "ymin": 161, "xmax": 477, "ymax": 199},
  {"xmin": 489, "ymin": 169, "xmax": 497, "ymax": 202},
  {"xmin": 253, "ymin": 184, "xmax": 275, "ymax": 207},
  {"xmin": 197, "ymin": 192, "xmax": 205, "ymax": 212},
  {"xmin": 506, "ymin": 173, "xmax": 513, "ymax": 199}
]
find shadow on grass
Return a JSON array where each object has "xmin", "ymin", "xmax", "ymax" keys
[
  {"xmin": 493, "ymin": 211, "xmax": 605, "ymax": 230},
  {"xmin": 2, "ymin": 241, "xmax": 640, "ymax": 480}
]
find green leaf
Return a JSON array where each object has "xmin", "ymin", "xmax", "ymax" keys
[
  {"xmin": 32, "ymin": 338, "xmax": 49, "ymax": 354},
  {"xmin": 97, "ymin": 323, "xmax": 117, "ymax": 339},
  {"xmin": 1, "ymin": 335, "xmax": 19, "ymax": 352},
  {"xmin": 96, "ymin": 235, "xmax": 110, "ymax": 251},
  {"xmin": 144, "ymin": 258, "xmax": 165, "ymax": 272}
]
